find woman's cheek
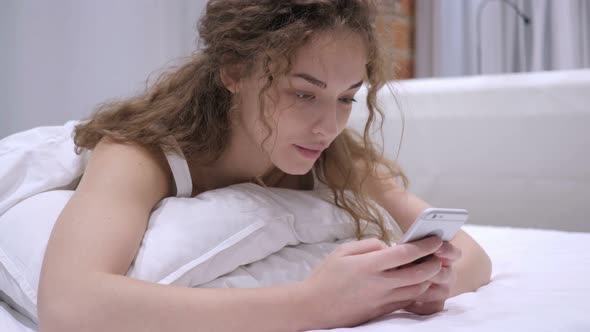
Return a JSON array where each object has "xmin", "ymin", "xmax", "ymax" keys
[{"xmin": 339, "ymin": 108, "xmax": 353, "ymax": 127}]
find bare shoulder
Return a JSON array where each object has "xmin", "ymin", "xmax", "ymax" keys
[
  {"xmin": 78, "ymin": 137, "xmax": 174, "ymax": 203},
  {"xmin": 39, "ymin": 137, "xmax": 174, "ymax": 283}
]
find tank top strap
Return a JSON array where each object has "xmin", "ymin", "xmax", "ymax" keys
[{"xmin": 162, "ymin": 138, "xmax": 193, "ymax": 198}]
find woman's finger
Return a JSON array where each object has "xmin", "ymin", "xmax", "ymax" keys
[
  {"xmin": 413, "ymin": 283, "xmax": 451, "ymax": 303},
  {"xmin": 334, "ymin": 238, "xmax": 389, "ymax": 257},
  {"xmin": 428, "ymin": 266, "xmax": 454, "ymax": 285},
  {"xmin": 366, "ymin": 236, "xmax": 443, "ymax": 272},
  {"xmin": 381, "ymin": 256, "xmax": 442, "ymax": 288},
  {"xmin": 382, "ymin": 280, "xmax": 432, "ymax": 304},
  {"xmin": 404, "ymin": 300, "xmax": 446, "ymax": 316},
  {"xmin": 434, "ymin": 242, "xmax": 462, "ymax": 264},
  {"xmin": 374, "ymin": 300, "xmax": 415, "ymax": 318}
]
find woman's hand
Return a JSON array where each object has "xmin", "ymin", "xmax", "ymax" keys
[
  {"xmin": 300, "ymin": 236, "xmax": 444, "ymax": 329},
  {"xmin": 403, "ymin": 241, "xmax": 462, "ymax": 315}
]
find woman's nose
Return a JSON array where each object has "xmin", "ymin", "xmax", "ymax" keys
[{"xmin": 312, "ymin": 102, "xmax": 339, "ymax": 138}]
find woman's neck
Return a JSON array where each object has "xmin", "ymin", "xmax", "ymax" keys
[
  {"xmin": 188, "ymin": 160, "xmax": 284, "ymax": 193},
  {"xmin": 187, "ymin": 133, "xmax": 285, "ymax": 193}
]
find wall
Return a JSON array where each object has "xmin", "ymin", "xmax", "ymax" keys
[
  {"xmin": 375, "ymin": 0, "xmax": 416, "ymax": 80},
  {"xmin": 0, "ymin": 0, "xmax": 206, "ymax": 138}
]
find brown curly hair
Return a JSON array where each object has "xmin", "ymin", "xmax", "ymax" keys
[{"xmin": 74, "ymin": 0, "xmax": 409, "ymax": 244}]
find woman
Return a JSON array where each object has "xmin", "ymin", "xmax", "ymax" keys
[{"xmin": 37, "ymin": 1, "xmax": 492, "ymax": 331}]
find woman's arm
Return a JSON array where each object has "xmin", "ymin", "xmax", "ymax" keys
[
  {"xmin": 363, "ymin": 175, "xmax": 492, "ymax": 297},
  {"xmin": 443, "ymin": 228, "xmax": 492, "ymax": 297},
  {"xmin": 37, "ymin": 138, "xmax": 311, "ymax": 332}
]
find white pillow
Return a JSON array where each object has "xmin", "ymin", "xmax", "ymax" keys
[
  {"xmin": 0, "ymin": 183, "xmax": 382, "ymax": 322},
  {"xmin": 0, "ymin": 120, "xmax": 88, "ymax": 217},
  {"xmin": 199, "ymin": 241, "xmax": 349, "ymax": 289},
  {"xmin": 129, "ymin": 184, "xmax": 364, "ymax": 287}
]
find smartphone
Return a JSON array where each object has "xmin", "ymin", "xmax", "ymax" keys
[{"xmin": 398, "ymin": 208, "xmax": 469, "ymax": 244}]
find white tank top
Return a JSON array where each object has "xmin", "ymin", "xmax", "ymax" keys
[{"xmin": 163, "ymin": 145, "xmax": 193, "ymax": 198}]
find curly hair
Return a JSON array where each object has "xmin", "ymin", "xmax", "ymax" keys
[{"xmin": 74, "ymin": 0, "xmax": 409, "ymax": 244}]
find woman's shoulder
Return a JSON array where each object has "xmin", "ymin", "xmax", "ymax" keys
[{"xmin": 84, "ymin": 137, "xmax": 175, "ymax": 200}]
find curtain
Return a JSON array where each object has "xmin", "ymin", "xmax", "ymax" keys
[
  {"xmin": 415, "ymin": 0, "xmax": 590, "ymax": 78},
  {"xmin": 0, "ymin": 0, "xmax": 206, "ymax": 138}
]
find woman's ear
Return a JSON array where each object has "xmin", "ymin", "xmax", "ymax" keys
[{"xmin": 220, "ymin": 64, "xmax": 242, "ymax": 94}]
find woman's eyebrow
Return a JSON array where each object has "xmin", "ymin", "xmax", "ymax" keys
[{"xmin": 291, "ymin": 72, "xmax": 363, "ymax": 90}]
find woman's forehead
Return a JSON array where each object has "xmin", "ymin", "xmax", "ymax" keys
[{"xmin": 289, "ymin": 30, "xmax": 367, "ymax": 84}]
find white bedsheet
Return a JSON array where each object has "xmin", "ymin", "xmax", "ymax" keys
[
  {"xmin": 2, "ymin": 224, "xmax": 589, "ymax": 331},
  {"xmin": 311, "ymin": 225, "xmax": 590, "ymax": 331},
  {"xmin": 0, "ymin": 300, "xmax": 36, "ymax": 332}
]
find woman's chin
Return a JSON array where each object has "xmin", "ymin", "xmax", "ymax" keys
[{"xmin": 274, "ymin": 161, "xmax": 314, "ymax": 176}]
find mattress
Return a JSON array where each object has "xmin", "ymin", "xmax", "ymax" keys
[{"xmin": 2, "ymin": 224, "xmax": 589, "ymax": 331}]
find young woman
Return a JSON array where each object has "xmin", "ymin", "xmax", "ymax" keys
[{"xmin": 37, "ymin": 1, "xmax": 492, "ymax": 331}]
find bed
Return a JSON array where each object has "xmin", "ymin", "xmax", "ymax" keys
[
  {"xmin": 2, "ymin": 69, "xmax": 589, "ymax": 331},
  {"xmin": 2, "ymin": 224, "xmax": 589, "ymax": 331}
]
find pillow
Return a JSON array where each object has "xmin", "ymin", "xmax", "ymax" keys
[
  {"xmin": 0, "ymin": 191, "xmax": 72, "ymax": 324},
  {"xmin": 129, "ymin": 184, "xmax": 364, "ymax": 287},
  {"xmin": 0, "ymin": 120, "xmax": 88, "ymax": 217},
  {"xmin": 198, "ymin": 241, "xmax": 349, "ymax": 289},
  {"xmin": 0, "ymin": 183, "xmax": 386, "ymax": 322}
]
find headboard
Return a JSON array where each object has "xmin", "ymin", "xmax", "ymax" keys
[{"xmin": 348, "ymin": 69, "xmax": 590, "ymax": 232}]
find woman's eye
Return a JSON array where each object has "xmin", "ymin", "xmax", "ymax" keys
[
  {"xmin": 295, "ymin": 92, "xmax": 315, "ymax": 101},
  {"xmin": 339, "ymin": 97, "xmax": 357, "ymax": 104}
]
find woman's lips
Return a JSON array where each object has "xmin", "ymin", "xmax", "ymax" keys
[{"xmin": 294, "ymin": 144, "xmax": 322, "ymax": 159}]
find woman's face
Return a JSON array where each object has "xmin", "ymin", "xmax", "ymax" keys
[{"xmin": 237, "ymin": 29, "xmax": 367, "ymax": 175}]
